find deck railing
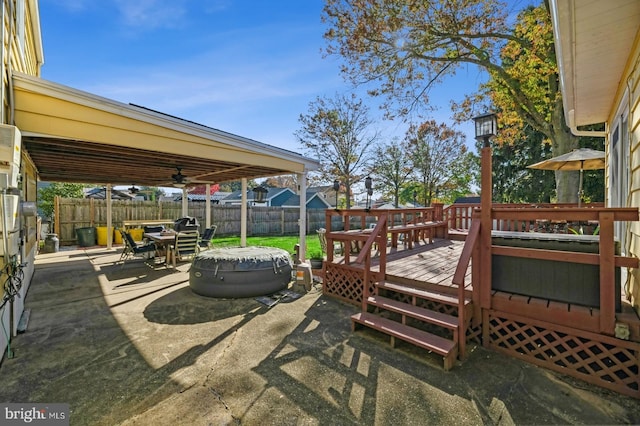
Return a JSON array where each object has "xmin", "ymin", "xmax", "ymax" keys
[
  {"xmin": 322, "ymin": 206, "xmax": 445, "ymax": 304},
  {"xmin": 445, "ymin": 202, "xmax": 605, "ymax": 234}
]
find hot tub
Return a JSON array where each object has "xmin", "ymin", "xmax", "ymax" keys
[
  {"xmin": 491, "ymin": 231, "xmax": 621, "ymax": 311},
  {"xmin": 189, "ymin": 246, "xmax": 293, "ymax": 298}
]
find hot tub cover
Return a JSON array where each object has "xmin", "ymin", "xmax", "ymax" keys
[{"xmin": 189, "ymin": 246, "xmax": 293, "ymax": 298}]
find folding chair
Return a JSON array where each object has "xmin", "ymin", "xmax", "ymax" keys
[
  {"xmin": 168, "ymin": 230, "xmax": 200, "ymax": 268},
  {"xmin": 119, "ymin": 230, "xmax": 157, "ymax": 267},
  {"xmin": 198, "ymin": 225, "xmax": 217, "ymax": 249}
]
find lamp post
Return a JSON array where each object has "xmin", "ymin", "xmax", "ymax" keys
[
  {"xmin": 364, "ymin": 176, "xmax": 373, "ymax": 211},
  {"xmin": 333, "ymin": 180, "xmax": 340, "ymax": 210},
  {"xmin": 252, "ymin": 185, "xmax": 268, "ymax": 204},
  {"xmin": 413, "ymin": 190, "xmax": 417, "ymax": 207},
  {"xmin": 472, "ymin": 111, "xmax": 497, "ymax": 310}
]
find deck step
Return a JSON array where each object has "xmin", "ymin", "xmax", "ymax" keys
[
  {"xmin": 367, "ymin": 295, "xmax": 458, "ymax": 331},
  {"xmin": 378, "ymin": 281, "xmax": 471, "ymax": 307},
  {"xmin": 351, "ymin": 312, "xmax": 457, "ymax": 370}
]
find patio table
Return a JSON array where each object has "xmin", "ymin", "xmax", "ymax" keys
[{"xmin": 143, "ymin": 231, "xmax": 176, "ymax": 265}]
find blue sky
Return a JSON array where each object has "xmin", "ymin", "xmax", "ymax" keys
[{"xmin": 37, "ymin": 0, "xmax": 531, "ymax": 157}]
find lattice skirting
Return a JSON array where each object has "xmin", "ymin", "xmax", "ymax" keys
[
  {"xmin": 485, "ymin": 309, "xmax": 640, "ymax": 399},
  {"xmin": 323, "ymin": 264, "xmax": 378, "ymax": 306}
]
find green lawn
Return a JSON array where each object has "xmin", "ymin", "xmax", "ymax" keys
[{"xmin": 212, "ymin": 235, "xmax": 322, "ymax": 256}]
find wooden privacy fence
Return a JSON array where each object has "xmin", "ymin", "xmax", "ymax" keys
[{"xmin": 51, "ymin": 197, "xmax": 328, "ymax": 245}]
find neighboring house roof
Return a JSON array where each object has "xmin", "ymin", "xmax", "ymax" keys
[
  {"xmin": 220, "ymin": 187, "xmax": 332, "ymax": 208},
  {"xmin": 85, "ymin": 187, "xmax": 135, "ymax": 200},
  {"xmin": 454, "ymin": 196, "xmax": 481, "ymax": 204},
  {"xmin": 550, "ymin": 0, "xmax": 640, "ymax": 127},
  {"xmin": 281, "ymin": 192, "xmax": 332, "ymax": 208},
  {"xmin": 173, "ymin": 192, "xmax": 231, "ymax": 202},
  {"xmin": 220, "ymin": 187, "xmax": 294, "ymax": 205}
]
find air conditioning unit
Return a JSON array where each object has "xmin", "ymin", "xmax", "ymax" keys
[{"xmin": 0, "ymin": 124, "xmax": 21, "ymax": 189}]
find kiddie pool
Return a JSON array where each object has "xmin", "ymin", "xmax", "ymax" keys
[{"xmin": 189, "ymin": 246, "xmax": 292, "ymax": 298}]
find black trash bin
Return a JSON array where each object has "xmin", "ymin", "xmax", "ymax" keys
[{"xmin": 76, "ymin": 227, "xmax": 96, "ymax": 247}]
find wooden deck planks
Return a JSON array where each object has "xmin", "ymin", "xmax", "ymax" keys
[{"xmin": 383, "ymin": 239, "xmax": 470, "ymax": 290}]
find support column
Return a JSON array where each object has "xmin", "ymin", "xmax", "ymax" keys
[
  {"xmin": 298, "ymin": 172, "xmax": 307, "ymax": 260},
  {"xmin": 241, "ymin": 178, "xmax": 247, "ymax": 247}
]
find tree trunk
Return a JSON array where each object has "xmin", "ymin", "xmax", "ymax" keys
[{"xmin": 550, "ymin": 114, "xmax": 580, "ymax": 203}]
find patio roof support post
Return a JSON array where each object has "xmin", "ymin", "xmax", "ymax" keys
[
  {"xmin": 599, "ymin": 211, "xmax": 615, "ymax": 335},
  {"xmin": 240, "ymin": 178, "xmax": 247, "ymax": 247},
  {"xmin": 205, "ymin": 183, "xmax": 211, "ymax": 229},
  {"xmin": 298, "ymin": 172, "xmax": 307, "ymax": 260},
  {"xmin": 181, "ymin": 187, "xmax": 188, "ymax": 217},
  {"xmin": 480, "ymin": 146, "xmax": 493, "ymax": 312},
  {"xmin": 106, "ymin": 184, "xmax": 112, "ymax": 249}
]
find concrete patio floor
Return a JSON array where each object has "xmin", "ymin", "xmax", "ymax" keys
[{"xmin": 0, "ymin": 247, "xmax": 639, "ymax": 425}]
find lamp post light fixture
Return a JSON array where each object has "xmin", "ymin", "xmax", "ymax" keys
[
  {"xmin": 364, "ymin": 176, "xmax": 373, "ymax": 211},
  {"xmin": 333, "ymin": 179, "xmax": 340, "ymax": 209},
  {"xmin": 473, "ymin": 112, "xmax": 497, "ymax": 147},
  {"xmin": 252, "ymin": 185, "xmax": 268, "ymax": 204},
  {"xmin": 413, "ymin": 190, "xmax": 418, "ymax": 207}
]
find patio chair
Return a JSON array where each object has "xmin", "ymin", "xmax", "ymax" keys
[
  {"xmin": 198, "ymin": 225, "xmax": 217, "ymax": 250},
  {"xmin": 168, "ymin": 230, "xmax": 200, "ymax": 268},
  {"xmin": 316, "ymin": 228, "xmax": 343, "ymax": 256},
  {"xmin": 119, "ymin": 230, "xmax": 157, "ymax": 267}
]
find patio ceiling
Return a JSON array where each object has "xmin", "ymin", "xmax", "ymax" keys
[
  {"xmin": 12, "ymin": 73, "xmax": 319, "ymax": 187},
  {"xmin": 550, "ymin": 0, "xmax": 640, "ymax": 127}
]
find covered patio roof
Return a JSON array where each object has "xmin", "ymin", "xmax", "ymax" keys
[
  {"xmin": 12, "ymin": 72, "xmax": 319, "ymax": 187},
  {"xmin": 550, "ymin": 0, "xmax": 640, "ymax": 127}
]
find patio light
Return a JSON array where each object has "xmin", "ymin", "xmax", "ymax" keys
[
  {"xmin": 333, "ymin": 179, "xmax": 340, "ymax": 209},
  {"xmin": 252, "ymin": 185, "xmax": 268, "ymax": 203},
  {"xmin": 473, "ymin": 112, "xmax": 497, "ymax": 147},
  {"xmin": 365, "ymin": 176, "xmax": 373, "ymax": 210}
]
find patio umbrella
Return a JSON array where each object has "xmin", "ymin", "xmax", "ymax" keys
[{"xmin": 527, "ymin": 148, "xmax": 605, "ymax": 207}]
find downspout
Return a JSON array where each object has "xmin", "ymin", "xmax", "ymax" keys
[
  {"xmin": 0, "ymin": 2, "xmax": 4, "ymax": 124},
  {"xmin": 568, "ymin": 109, "xmax": 607, "ymax": 137}
]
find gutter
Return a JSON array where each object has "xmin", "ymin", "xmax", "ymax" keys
[{"xmin": 568, "ymin": 110, "xmax": 607, "ymax": 138}]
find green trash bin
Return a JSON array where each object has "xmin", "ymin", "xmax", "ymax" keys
[{"xmin": 76, "ymin": 227, "xmax": 96, "ymax": 247}]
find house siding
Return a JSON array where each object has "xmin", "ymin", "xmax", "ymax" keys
[
  {"xmin": 620, "ymin": 35, "xmax": 640, "ymax": 315},
  {"xmin": 0, "ymin": 0, "xmax": 41, "ymax": 358}
]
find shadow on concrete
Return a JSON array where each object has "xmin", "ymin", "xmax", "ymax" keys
[{"xmin": 0, "ymin": 249, "xmax": 638, "ymax": 425}]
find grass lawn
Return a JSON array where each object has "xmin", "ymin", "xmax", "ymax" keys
[{"xmin": 212, "ymin": 235, "xmax": 322, "ymax": 256}]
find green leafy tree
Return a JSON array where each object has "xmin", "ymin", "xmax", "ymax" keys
[
  {"xmin": 296, "ymin": 93, "xmax": 380, "ymax": 209},
  {"xmin": 439, "ymin": 151, "xmax": 478, "ymax": 204},
  {"xmin": 371, "ymin": 139, "xmax": 413, "ymax": 207},
  {"xmin": 323, "ymin": 0, "xmax": 581, "ymax": 202},
  {"xmin": 38, "ymin": 183, "xmax": 86, "ymax": 220},
  {"xmin": 219, "ymin": 180, "xmax": 259, "ymax": 193},
  {"xmin": 405, "ymin": 120, "xmax": 467, "ymax": 206}
]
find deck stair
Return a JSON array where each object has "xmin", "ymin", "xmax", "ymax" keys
[{"xmin": 351, "ymin": 280, "xmax": 471, "ymax": 370}]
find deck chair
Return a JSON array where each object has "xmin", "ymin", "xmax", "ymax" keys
[
  {"xmin": 119, "ymin": 230, "xmax": 157, "ymax": 267},
  {"xmin": 316, "ymin": 228, "xmax": 343, "ymax": 256},
  {"xmin": 198, "ymin": 225, "xmax": 217, "ymax": 249},
  {"xmin": 168, "ymin": 230, "xmax": 200, "ymax": 268}
]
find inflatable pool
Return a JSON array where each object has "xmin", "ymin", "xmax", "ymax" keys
[{"xmin": 189, "ymin": 246, "xmax": 293, "ymax": 298}]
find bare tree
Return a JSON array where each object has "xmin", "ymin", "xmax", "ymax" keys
[{"xmin": 295, "ymin": 93, "xmax": 380, "ymax": 209}]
